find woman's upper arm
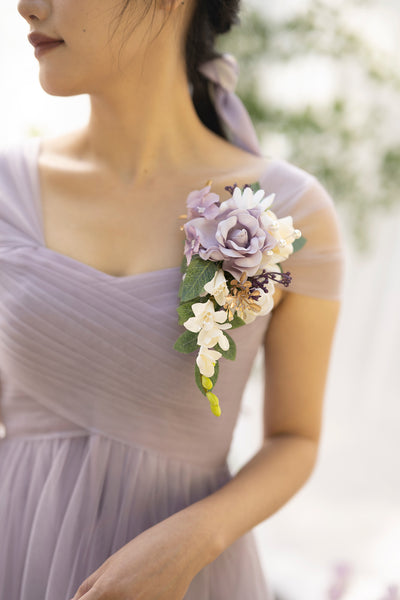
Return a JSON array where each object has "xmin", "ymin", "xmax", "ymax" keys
[
  {"xmin": 263, "ymin": 292, "xmax": 341, "ymax": 443},
  {"xmin": 262, "ymin": 172, "xmax": 345, "ymax": 443}
]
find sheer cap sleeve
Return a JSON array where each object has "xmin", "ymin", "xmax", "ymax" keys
[{"xmin": 260, "ymin": 159, "xmax": 346, "ymax": 301}]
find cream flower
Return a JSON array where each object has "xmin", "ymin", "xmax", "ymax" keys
[
  {"xmin": 260, "ymin": 209, "xmax": 302, "ymax": 265},
  {"xmin": 196, "ymin": 346, "xmax": 222, "ymax": 377},
  {"xmin": 184, "ymin": 299, "xmax": 232, "ymax": 350},
  {"xmin": 203, "ymin": 270, "xmax": 229, "ymax": 306},
  {"xmin": 242, "ymin": 284, "xmax": 275, "ymax": 324}
]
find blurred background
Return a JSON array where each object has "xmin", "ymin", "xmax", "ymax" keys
[{"xmin": 1, "ymin": 0, "xmax": 399, "ymax": 598}]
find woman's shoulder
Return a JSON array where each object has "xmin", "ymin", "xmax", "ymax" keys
[
  {"xmin": 211, "ymin": 139, "xmax": 323, "ymax": 204},
  {"xmin": 0, "ymin": 139, "xmax": 23, "ymax": 202},
  {"xmin": 207, "ymin": 142, "xmax": 345, "ymax": 300},
  {"xmin": 0, "ymin": 137, "xmax": 38, "ymax": 188},
  {"xmin": 207, "ymin": 139, "xmax": 339, "ymax": 226},
  {"xmin": 0, "ymin": 136, "xmax": 36, "ymax": 159},
  {"xmin": 0, "ymin": 137, "xmax": 39, "ymax": 230},
  {"xmin": 259, "ymin": 155, "xmax": 341, "ymax": 234},
  {"xmin": 262, "ymin": 156, "xmax": 346, "ymax": 300},
  {"xmin": 259, "ymin": 155, "xmax": 325, "ymax": 205}
]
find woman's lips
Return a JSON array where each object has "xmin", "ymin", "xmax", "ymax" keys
[{"xmin": 34, "ymin": 40, "xmax": 64, "ymax": 59}]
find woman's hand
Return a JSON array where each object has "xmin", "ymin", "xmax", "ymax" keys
[{"xmin": 71, "ymin": 503, "xmax": 221, "ymax": 600}]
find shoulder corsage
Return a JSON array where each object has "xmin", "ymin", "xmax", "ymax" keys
[{"xmin": 174, "ymin": 181, "xmax": 306, "ymax": 417}]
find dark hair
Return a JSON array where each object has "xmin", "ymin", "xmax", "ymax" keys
[
  {"xmin": 113, "ymin": 0, "xmax": 241, "ymax": 140},
  {"xmin": 187, "ymin": 0, "xmax": 241, "ymax": 138}
]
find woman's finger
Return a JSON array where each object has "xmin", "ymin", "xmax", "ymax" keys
[
  {"xmin": 71, "ymin": 577, "xmax": 96, "ymax": 600},
  {"xmin": 71, "ymin": 558, "xmax": 111, "ymax": 599},
  {"xmin": 75, "ymin": 587, "xmax": 103, "ymax": 600}
]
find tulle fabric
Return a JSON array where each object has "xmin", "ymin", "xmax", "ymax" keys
[
  {"xmin": 0, "ymin": 434, "xmax": 271, "ymax": 600},
  {"xmin": 260, "ymin": 158, "xmax": 345, "ymax": 300},
  {"xmin": 0, "ymin": 136, "xmax": 345, "ymax": 599}
]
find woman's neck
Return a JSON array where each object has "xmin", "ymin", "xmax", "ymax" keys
[{"xmin": 76, "ymin": 48, "xmax": 215, "ymax": 184}]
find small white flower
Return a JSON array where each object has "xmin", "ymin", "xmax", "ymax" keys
[
  {"xmin": 184, "ymin": 299, "xmax": 232, "ymax": 350},
  {"xmin": 260, "ymin": 210, "xmax": 300, "ymax": 265},
  {"xmin": 203, "ymin": 270, "xmax": 229, "ymax": 306},
  {"xmin": 198, "ymin": 325, "xmax": 230, "ymax": 350},
  {"xmin": 231, "ymin": 186, "xmax": 275, "ymax": 211},
  {"xmin": 196, "ymin": 346, "xmax": 222, "ymax": 377},
  {"xmin": 220, "ymin": 186, "xmax": 275, "ymax": 213},
  {"xmin": 242, "ymin": 285, "xmax": 275, "ymax": 324}
]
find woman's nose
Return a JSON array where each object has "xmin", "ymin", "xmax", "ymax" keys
[{"xmin": 17, "ymin": 0, "xmax": 50, "ymax": 24}]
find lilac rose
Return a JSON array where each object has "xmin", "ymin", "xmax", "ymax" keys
[{"xmin": 184, "ymin": 204, "xmax": 277, "ymax": 279}]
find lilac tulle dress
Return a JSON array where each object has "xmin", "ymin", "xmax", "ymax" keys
[{"xmin": 0, "ymin": 134, "xmax": 345, "ymax": 599}]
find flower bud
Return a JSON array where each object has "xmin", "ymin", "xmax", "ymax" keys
[
  {"xmin": 206, "ymin": 392, "xmax": 221, "ymax": 417},
  {"xmin": 211, "ymin": 404, "xmax": 222, "ymax": 417},
  {"xmin": 201, "ymin": 376, "xmax": 213, "ymax": 390}
]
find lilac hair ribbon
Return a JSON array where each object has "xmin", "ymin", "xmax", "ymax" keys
[{"xmin": 197, "ymin": 52, "xmax": 263, "ymax": 157}]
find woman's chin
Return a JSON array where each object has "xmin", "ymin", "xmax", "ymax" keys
[{"xmin": 38, "ymin": 75, "xmax": 87, "ymax": 98}]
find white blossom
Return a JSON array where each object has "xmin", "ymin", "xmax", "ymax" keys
[
  {"xmin": 203, "ymin": 270, "xmax": 229, "ymax": 306},
  {"xmin": 230, "ymin": 186, "xmax": 275, "ymax": 211},
  {"xmin": 184, "ymin": 299, "xmax": 232, "ymax": 350},
  {"xmin": 260, "ymin": 209, "xmax": 301, "ymax": 265},
  {"xmin": 242, "ymin": 285, "xmax": 275, "ymax": 324},
  {"xmin": 196, "ymin": 346, "xmax": 222, "ymax": 377}
]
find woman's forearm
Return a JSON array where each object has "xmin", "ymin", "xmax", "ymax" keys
[{"xmin": 181, "ymin": 433, "xmax": 318, "ymax": 567}]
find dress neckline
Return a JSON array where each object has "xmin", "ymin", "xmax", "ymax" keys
[
  {"xmin": 26, "ymin": 136, "xmax": 182, "ymax": 283},
  {"xmin": 25, "ymin": 135, "xmax": 275, "ymax": 283}
]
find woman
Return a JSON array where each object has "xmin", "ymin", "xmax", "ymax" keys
[{"xmin": 0, "ymin": 0, "xmax": 345, "ymax": 598}]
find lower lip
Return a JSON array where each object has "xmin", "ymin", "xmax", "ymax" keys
[{"xmin": 34, "ymin": 41, "xmax": 64, "ymax": 59}]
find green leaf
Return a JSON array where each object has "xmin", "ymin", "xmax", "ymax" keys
[
  {"xmin": 173, "ymin": 330, "xmax": 198, "ymax": 354},
  {"xmin": 215, "ymin": 333, "xmax": 236, "ymax": 360},
  {"xmin": 180, "ymin": 254, "xmax": 188, "ymax": 274},
  {"xmin": 292, "ymin": 235, "xmax": 307, "ymax": 253},
  {"xmin": 177, "ymin": 301, "xmax": 195, "ymax": 325},
  {"xmin": 195, "ymin": 361, "xmax": 219, "ymax": 397},
  {"xmin": 179, "ymin": 255, "xmax": 219, "ymax": 302},
  {"xmin": 228, "ymin": 314, "xmax": 246, "ymax": 329},
  {"xmin": 248, "ymin": 180, "xmax": 261, "ymax": 193},
  {"xmin": 178, "ymin": 277, "xmax": 184, "ymax": 299}
]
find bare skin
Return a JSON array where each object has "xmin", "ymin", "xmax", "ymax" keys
[
  {"xmin": 37, "ymin": 132, "xmax": 286, "ymax": 308},
  {"xmin": 16, "ymin": 0, "xmax": 341, "ymax": 598},
  {"xmin": 36, "ymin": 131, "xmax": 276, "ymax": 283}
]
